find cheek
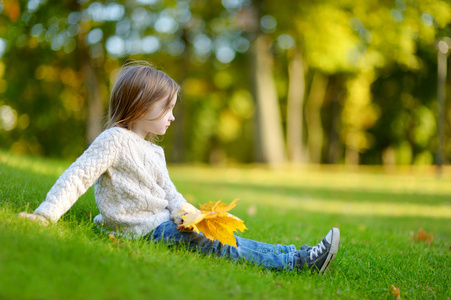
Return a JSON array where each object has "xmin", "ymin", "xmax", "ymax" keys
[{"xmin": 147, "ymin": 111, "xmax": 159, "ymax": 120}]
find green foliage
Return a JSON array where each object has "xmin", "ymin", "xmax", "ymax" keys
[
  {"xmin": 1, "ymin": 151, "xmax": 450, "ymax": 299},
  {"xmin": 0, "ymin": 0, "xmax": 451, "ymax": 165}
]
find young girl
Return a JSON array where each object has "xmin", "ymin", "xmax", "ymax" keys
[{"xmin": 19, "ymin": 61, "xmax": 340, "ymax": 273}]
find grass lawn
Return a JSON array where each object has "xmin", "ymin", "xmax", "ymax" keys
[{"xmin": 1, "ymin": 150, "xmax": 450, "ymax": 299}]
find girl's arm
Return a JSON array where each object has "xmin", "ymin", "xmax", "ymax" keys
[
  {"xmin": 162, "ymin": 172, "xmax": 193, "ymax": 220},
  {"xmin": 20, "ymin": 130, "xmax": 119, "ymax": 224},
  {"xmin": 155, "ymin": 147, "xmax": 198, "ymax": 221}
]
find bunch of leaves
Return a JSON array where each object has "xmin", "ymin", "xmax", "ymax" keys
[{"xmin": 177, "ymin": 198, "xmax": 247, "ymax": 247}]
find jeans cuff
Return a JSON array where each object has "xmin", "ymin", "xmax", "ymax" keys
[{"xmin": 293, "ymin": 250, "xmax": 307, "ymax": 270}]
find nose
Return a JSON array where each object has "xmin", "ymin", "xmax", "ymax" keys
[{"xmin": 169, "ymin": 112, "xmax": 175, "ymax": 122}]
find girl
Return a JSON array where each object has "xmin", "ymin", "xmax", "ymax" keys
[{"xmin": 19, "ymin": 61, "xmax": 340, "ymax": 273}]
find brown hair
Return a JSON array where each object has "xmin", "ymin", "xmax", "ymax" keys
[{"xmin": 107, "ymin": 61, "xmax": 180, "ymax": 132}]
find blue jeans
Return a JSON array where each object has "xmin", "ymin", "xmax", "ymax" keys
[{"xmin": 149, "ymin": 221, "xmax": 307, "ymax": 271}]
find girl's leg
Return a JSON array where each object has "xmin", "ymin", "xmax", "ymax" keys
[{"xmin": 150, "ymin": 221, "xmax": 308, "ymax": 271}]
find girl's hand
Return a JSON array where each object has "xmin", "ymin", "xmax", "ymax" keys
[
  {"xmin": 180, "ymin": 202, "xmax": 200, "ymax": 214},
  {"xmin": 18, "ymin": 212, "xmax": 49, "ymax": 226},
  {"xmin": 174, "ymin": 202, "xmax": 200, "ymax": 225}
]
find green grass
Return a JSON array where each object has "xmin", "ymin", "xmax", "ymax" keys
[{"xmin": 1, "ymin": 150, "xmax": 450, "ymax": 299}]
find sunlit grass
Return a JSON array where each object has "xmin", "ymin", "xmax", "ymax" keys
[
  {"xmin": 170, "ymin": 164, "xmax": 451, "ymax": 196},
  {"xmin": 169, "ymin": 165, "xmax": 451, "ymax": 218},
  {"xmin": 1, "ymin": 151, "xmax": 450, "ymax": 299}
]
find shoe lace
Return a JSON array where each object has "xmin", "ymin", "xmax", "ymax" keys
[{"xmin": 310, "ymin": 240, "xmax": 326, "ymax": 260}]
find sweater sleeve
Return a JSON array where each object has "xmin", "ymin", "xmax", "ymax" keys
[
  {"xmin": 155, "ymin": 147, "xmax": 187, "ymax": 219},
  {"xmin": 34, "ymin": 130, "xmax": 119, "ymax": 222}
]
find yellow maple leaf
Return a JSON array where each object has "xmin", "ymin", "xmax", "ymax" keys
[{"xmin": 177, "ymin": 198, "xmax": 247, "ymax": 247}]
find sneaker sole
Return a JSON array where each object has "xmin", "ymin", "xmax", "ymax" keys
[{"xmin": 319, "ymin": 228, "xmax": 340, "ymax": 273}]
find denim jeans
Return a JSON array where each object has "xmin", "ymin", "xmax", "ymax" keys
[{"xmin": 149, "ymin": 221, "xmax": 307, "ymax": 271}]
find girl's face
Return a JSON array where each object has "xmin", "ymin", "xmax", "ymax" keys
[{"xmin": 131, "ymin": 95, "xmax": 177, "ymax": 139}]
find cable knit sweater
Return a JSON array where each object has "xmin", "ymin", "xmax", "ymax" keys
[{"xmin": 34, "ymin": 127, "xmax": 187, "ymax": 237}]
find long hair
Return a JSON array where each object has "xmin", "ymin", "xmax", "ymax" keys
[{"xmin": 107, "ymin": 61, "xmax": 180, "ymax": 134}]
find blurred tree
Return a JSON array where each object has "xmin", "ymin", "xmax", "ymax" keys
[
  {"xmin": 349, "ymin": 0, "xmax": 451, "ymax": 165},
  {"xmin": 0, "ymin": 0, "xmax": 261, "ymax": 163},
  {"xmin": 224, "ymin": 0, "xmax": 287, "ymax": 166},
  {"xmin": 250, "ymin": 18, "xmax": 286, "ymax": 165},
  {"xmin": 286, "ymin": 48, "xmax": 306, "ymax": 163},
  {"xmin": 305, "ymin": 71, "xmax": 328, "ymax": 164},
  {"xmin": 276, "ymin": 0, "xmax": 451, "ymax": 166},
  {"xmin": 1, "ymin": 0, "xmax": 450, "ymax": 167}
]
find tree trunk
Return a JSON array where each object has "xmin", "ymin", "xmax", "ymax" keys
[
  {"xmin": 78, "ymin": 16, "xmax": 104, "ymax": 145},
  {"xmin": 436, "ymin": 46, "xmax": 448, "ymax": 173},
  {"xmin": 286, "ymin": 49, "xmax": 307, "ymax": 163},
  {"xmin": 306, "ymin": 72, "xmax": 327, "ymax": 164},
  {"xmin": 251, "ymin": 35, "xmax": 286, "ymax": 166},
  {"xmin": 342, "ymin": 72, "xmax": 375, "ymax": 166},
  {"xmin": 171, "ymin": 29, "xmax": 190, "ymax": 163},
  {"xmin": 83, "ymin": 62, "xmax": 103, "ymax": 143},
  {"xmin": 326, "ymin": 78, "xmax": 343, "ymax": 164}
]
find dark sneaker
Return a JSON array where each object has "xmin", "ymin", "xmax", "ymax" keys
[{"xmin": 307, "ymin": 228, "xmax": 340, "ymax": 273}]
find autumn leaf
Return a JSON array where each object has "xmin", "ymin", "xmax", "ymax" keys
[
  {"xmin": 176, "ymin": 198, "xmax": 247, "ymax": 247},
  {"xmin": 412, "ymin": 229, "xmax": 433, "ymax": 246},
  {"xmin": 108, "ymin": 234, "xmax": 123, "ymax": 246},
  {"xmin": 199, "ymin": 198, "xmax": 239, "ymax": 213},
  {"xmin": 390, "ymin": 285, "xmax": 401, "ymax": 299}
]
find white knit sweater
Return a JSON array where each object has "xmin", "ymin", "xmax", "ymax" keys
[{"xmin": 34, "ymin": 127, "xmax": 187, "ymax": 237}]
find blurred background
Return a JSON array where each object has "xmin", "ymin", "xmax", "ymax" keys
[{"xmin": 0, "ymin": 0, "xmax": 450, "ymax": 167}]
